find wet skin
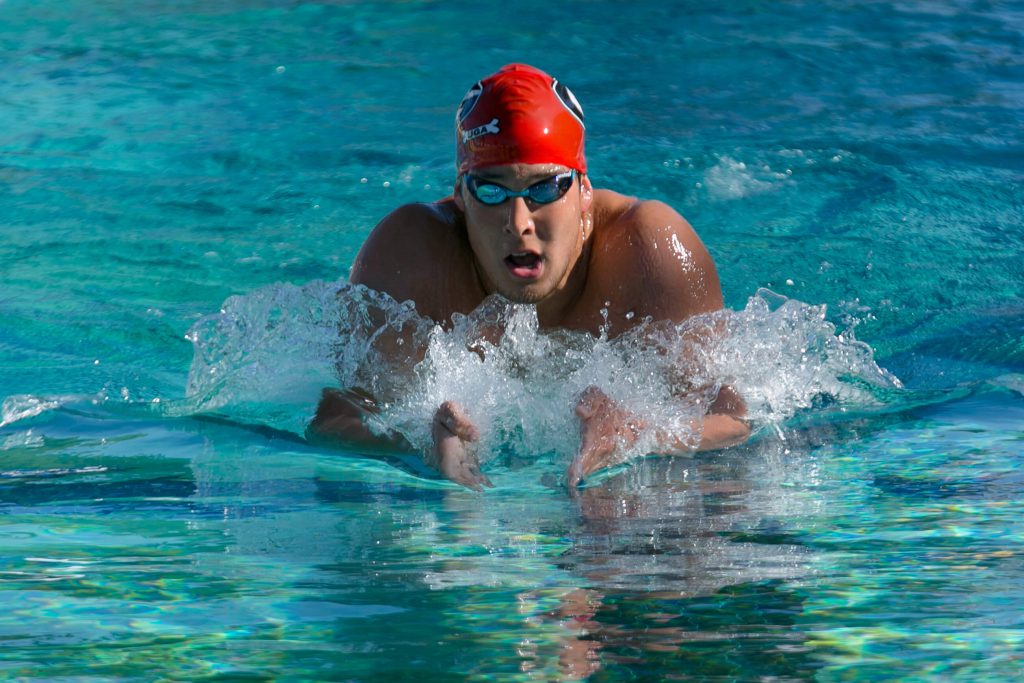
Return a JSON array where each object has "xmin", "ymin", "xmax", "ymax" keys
[{"xmin": 309, "ymin": 163, "xmax": 750, "ymax": 489}]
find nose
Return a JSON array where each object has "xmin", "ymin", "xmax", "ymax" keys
[{"xmin": 506, "ymin": 196, "xmax": 535, "ymax": 236}]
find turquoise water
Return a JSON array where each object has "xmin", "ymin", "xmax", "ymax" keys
[{"xmin": 2, "ymin": 0, "xmax": 1023, "ymax": 680}]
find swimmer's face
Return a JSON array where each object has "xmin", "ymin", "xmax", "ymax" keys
[{"xmin": 455, "ymin": 163, "xmax": 594, "ymax": 306}]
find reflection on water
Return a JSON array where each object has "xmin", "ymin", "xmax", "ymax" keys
[
  {"xmin": 307, "ymin": 435, "xmax": 823, "ymax": 680},
  {"xmin": 1, "ymin": 387, "xmax": 1023, "ymax": 680}
]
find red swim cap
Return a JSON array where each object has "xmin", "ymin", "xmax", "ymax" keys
[{"xmin": 455, "ymin": 63, "xmax": 586, "ymax": 175}]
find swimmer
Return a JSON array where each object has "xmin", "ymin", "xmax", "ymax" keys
[{"xmin": 310, "ymin": 63, "xmax": 750, "ymax": 489}]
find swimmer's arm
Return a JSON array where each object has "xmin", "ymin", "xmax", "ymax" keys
[
  {"xmin": 306, "ymin": 388, "xmax": 413, "ymax": 455},
  {"xmin": 670, "ymin": 385, "xmax": 751, "ymax": 453},
  {"xmin": 568, "ymin": 386, "xmax": 750, "ymax": 487},
  {"xmin": 569, "ymin": 203, "xmax": 751, "ymax": 486},
  {"xmin": 628, "ymin": 199, "xmax": 752, "ymax": 451}
]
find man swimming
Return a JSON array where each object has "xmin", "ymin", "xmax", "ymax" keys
[{"xmin": 310, "ymin": 63, "xmax": 750, "ymax": 489}]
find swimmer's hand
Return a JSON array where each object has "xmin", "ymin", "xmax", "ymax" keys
[
  {"xmin": 567, "ymin": 386, "xmax": 643, "ymax": 488},
  {"xmin": 428, "ymin": 401, "xmax": 493, "ymax": 492}
]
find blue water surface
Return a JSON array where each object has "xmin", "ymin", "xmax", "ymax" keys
[{"xmin": 1, "ymin": 1, "xmax": 1023, "ymax": 681}]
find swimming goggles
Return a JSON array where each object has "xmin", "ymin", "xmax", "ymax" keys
[{"xmin": 464, "ymin": 169, "xmax": 576, "ymax": 206}]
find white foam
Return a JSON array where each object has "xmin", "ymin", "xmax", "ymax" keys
[
  {"xmin": 1, "ymin": 394, "xmax": 69, "ymax": 428},
  {"xmin": 703, "ymin": 156, "xmax": 775, "ymax": 200},
  {"xmin": 182, "ymin": 282, "xmax": 901, "ymax": 467}
]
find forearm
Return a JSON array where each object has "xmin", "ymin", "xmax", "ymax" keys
[
  {"xmin": 569, "ymin": 384, "xmax": 751, "ymax": 487},
  {"xmin": 663, "ymin": 413, "xmax": 751, "ymax": 453},
  {"xmin": 306, "ymin": 388, "xmax": 412, "ymax": 454},
  {"xmin": 648, "ymin": 385, "xmax": 751, "ymax": 455}
]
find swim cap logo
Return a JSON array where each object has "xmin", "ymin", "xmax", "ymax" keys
[
  {"xmin": 457, "ymin": 81, "xmax": 483, "ymax": 123},
  {"xmin": 461, "ymin": 118, "xmax": 500, "ymax": 143},
  {"xmin": 552, "ymin": 79, "xmax": 585, "ymax": 128}
]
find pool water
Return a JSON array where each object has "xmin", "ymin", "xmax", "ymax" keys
[{"xmin": 2, "ymin": 1, "xmax": 1023, "ymax": 680}]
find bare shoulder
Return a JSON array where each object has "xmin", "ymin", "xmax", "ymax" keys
[
  {"xmin": 350, "ymin": 199, "xmax": 480, "ymax": 321},
  {"xmin": 589, "ymin": 191, "xmax": 724, "ymax": 322},
  {"xmin": 351, "ymin": 200, "xmax": 459, "ymax": 283}
]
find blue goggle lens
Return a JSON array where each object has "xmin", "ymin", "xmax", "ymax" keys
[{"xmin": 466, "ymin": 170, "xmax": 576, "ymax": 206}]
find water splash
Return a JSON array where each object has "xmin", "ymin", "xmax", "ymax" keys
[
  {"xmin": 177, "ymin": 280, "xmax": 430, "ymax": 432},
  {"xmin": 703, "ymin": 155, "xmax": 788, "ymax": 200},
  {"xmin": 181, "ymin": 281, "xmax": 902, "ymax": 467},
  {"xmin": 0, "ymin": 394, "xmax": 84, "ymax": 428}
]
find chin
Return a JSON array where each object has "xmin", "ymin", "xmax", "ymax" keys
[{"xmin": 497, "ymin": 282, "xmax": 553, "ymax": 305}]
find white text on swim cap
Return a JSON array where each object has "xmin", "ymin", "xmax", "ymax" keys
[{"xmin": 462, "ymin": 118, "xmax": 500, "ymax": 144}]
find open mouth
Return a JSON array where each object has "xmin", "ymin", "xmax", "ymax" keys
[{"xmin": 504, "ymin": 251, "xmax": 543, "ymax": 279}]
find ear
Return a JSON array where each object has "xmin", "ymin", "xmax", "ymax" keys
[
  {"xmin": 453, "ymin": 176, "xmax": 466, "ymax": 212},
  {"xmin": 579, "ymin": 173, "xmax": 594, "ymax": 212}
]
